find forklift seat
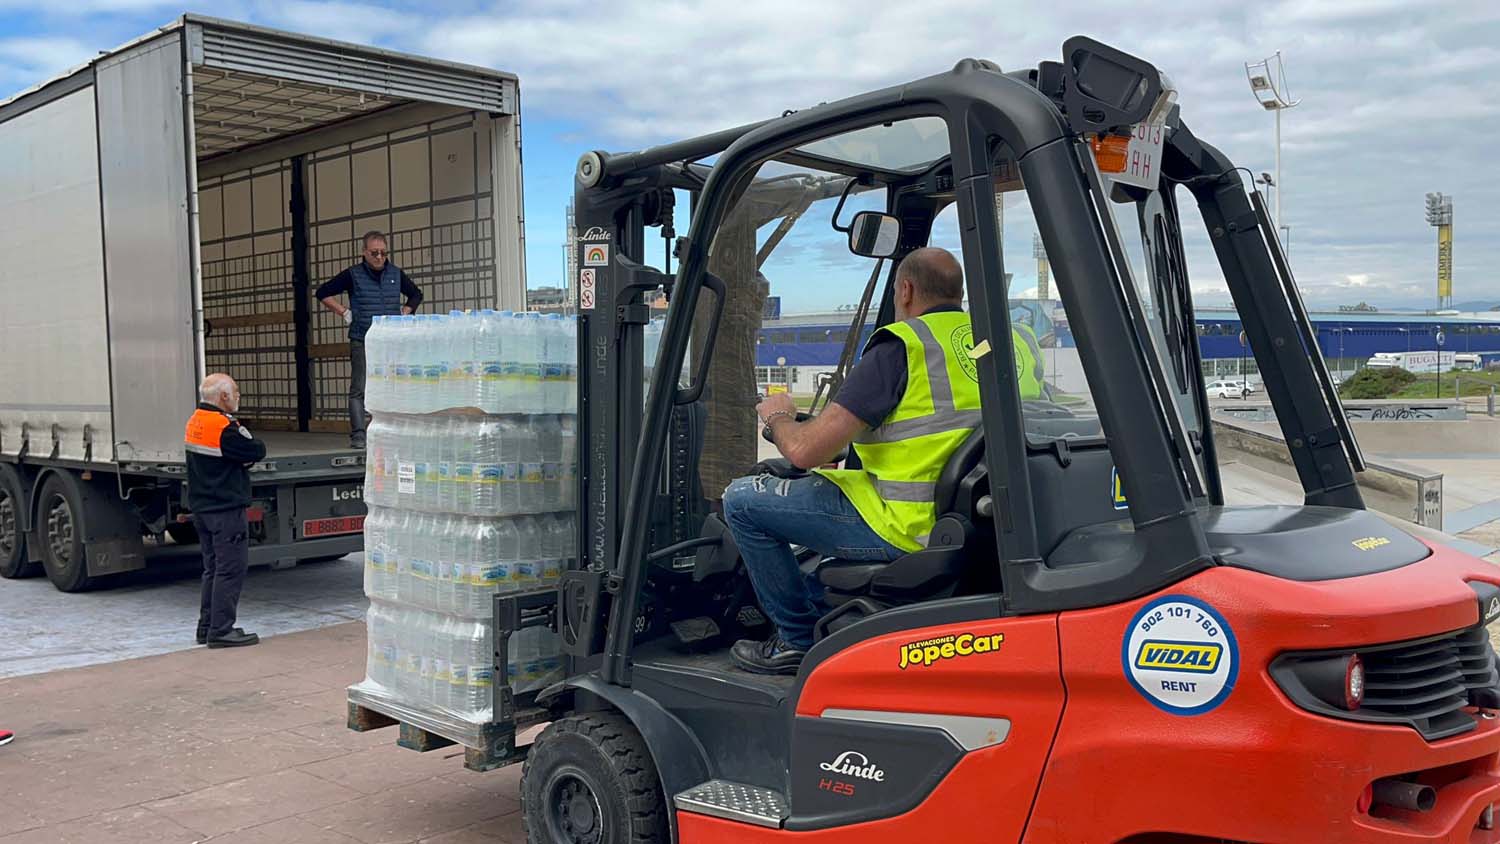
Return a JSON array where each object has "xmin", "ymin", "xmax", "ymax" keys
[{"xmin": 812, "ymin": 427, "xmax": 988, "ymax": 626}]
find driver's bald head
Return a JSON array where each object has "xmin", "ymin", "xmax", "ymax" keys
[{"xmin": 895, "ymin": 247, "xmax": 964, "ymax": 305}]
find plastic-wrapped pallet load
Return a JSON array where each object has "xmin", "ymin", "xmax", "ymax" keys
[{"xmin": 351, "ymin": 310, "xmax": 574, "ymax": 746}]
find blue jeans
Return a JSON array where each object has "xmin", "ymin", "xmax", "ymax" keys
[{"xmin": 722, "ymin": 474, "xmax": 904, "ymax": 649}]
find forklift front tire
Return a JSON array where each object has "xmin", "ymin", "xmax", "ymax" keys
[{"xmin": 522, "ymin": 713, "xmax": 668, "ymax": 844}]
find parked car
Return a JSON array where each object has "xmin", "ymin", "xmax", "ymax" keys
[{"xmin": 1206, "ymin": 379, "xmax": 1247, "ymax": 399}]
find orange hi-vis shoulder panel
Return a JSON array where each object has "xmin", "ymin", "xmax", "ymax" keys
[{"xmin": 184, "ymin": 408, "xmax": 230, "ymax": 457}]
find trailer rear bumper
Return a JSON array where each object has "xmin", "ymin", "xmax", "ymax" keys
[{"xmin": 248, "ymin": 533, "xmax": 361, "ymax": 568}]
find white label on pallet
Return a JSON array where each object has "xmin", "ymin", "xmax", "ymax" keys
[{"xmin": 398, "ymin": 461, "xmax": 416, "ymax": 495}]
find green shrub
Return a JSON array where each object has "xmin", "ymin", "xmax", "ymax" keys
[{"xmin": 1340, "ymin": 367, "xmax": 1417, "ymax": 399}]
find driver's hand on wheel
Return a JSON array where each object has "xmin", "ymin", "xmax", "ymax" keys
[{"xmin": 756, "ymin": 393, "xmax": 797, "ymax": 426}]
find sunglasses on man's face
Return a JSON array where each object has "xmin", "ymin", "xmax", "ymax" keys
[{"xmin": 367, "ymin": 249, "xmax": 388, "ymax": 257}]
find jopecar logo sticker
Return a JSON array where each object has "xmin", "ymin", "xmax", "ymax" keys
[
  {"xmin": 1123, "ymin": 596, "xmax": 1238, "ymax": 715},
  {"xmin": 898, "ymin": 632, "xmax": 1003, "ymax": 669}
]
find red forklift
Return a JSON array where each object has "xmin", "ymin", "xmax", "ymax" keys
[{"xmin": 501, "ymin": 38, "xmax": 1500, "ymax": 842}]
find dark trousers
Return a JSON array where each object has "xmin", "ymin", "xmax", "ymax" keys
[
  {"xmin": 194, "ymin": 508, "xmax": 249, "ymax": 638},
  {"xmin": 349, "ymin": 339, "xmax": 367, "ymax": 436}
]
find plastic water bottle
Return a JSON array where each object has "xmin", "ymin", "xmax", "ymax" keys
[
  {"xmin": 472, "ymin": 418, "xmax": 501, "ymax": 516},
  {"xmin": 558, "ymin": 415, "xmax": 578, "ymax": 509},
  {"xmin": 560, "ymin": 316, "xmax": 577, "ymax": 414},
  {"xmin": 516, "ymin": 312, "xmax": 541, "ymax": 414},
  {"xmin": 533, "ymin": 415, "xmax": 562, "ymax": 511},
  {"xmin": 451, "ymin": 417, "xmax": 476, "ymax": 516},
  {"xmin": 494, "ymin": 310, "xmax": 517, "ymax": 410},
  {"xmin": 539, "ymin": 513, "xmax": 563, "ymax": 586},
  {"xmin": 516, "ymin": 421, "xmax": 542, "ymax": 514},
  {"xmin": 457, "ymin": 619, "xmax": 492, "ymax": 715},
  {"xmin": 477, "ymin": 311, "xmax": 501, "ymax": 413},
  {"xmin": 396, "ymin": 315, "xmax": 417, "ymax": 413},
  {"xmin": 538, "ymin": 314, "xmax": 558, "ymax": 413},
  {"xmin": 432, "ymin": 514, "xmax": 455, "ymax": 615},
  {"xmin": 495, "ymin": 518, "xmax": 525, "ymax": 596},
  {"xmin": 365, "ymin": 316, "xmax": 384, "ymax": 412},
  {"xmin": 513, "ymin": 515, "xmax": 541, "ymax": 591}
]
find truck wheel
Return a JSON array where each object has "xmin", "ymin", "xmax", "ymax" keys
[
  {"xmin": 0, "ymin": 473, "xmax": 36, "ymax": 578},
  {"xmin": 37, "ymin": 475, "xmax": 93, "ymax": 592},
  {"xmin": 522, "ymin": 713, "xmax": 667, "ymax": 844}
]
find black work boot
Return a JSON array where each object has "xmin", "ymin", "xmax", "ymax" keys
[
  {"xmin": 207, "ymin": 629, "xmax": 260, "ymax": 648},
  {"xmin": 731, "ymin": 635, "xmax": 807, "ymax": 675},
  {"xmin": 198, "ymin": 626, "xmax": 246, "ymax": 645},
  {"xmin": 349, "ymin": 431, "xmax": 367, "ymax": 449}
]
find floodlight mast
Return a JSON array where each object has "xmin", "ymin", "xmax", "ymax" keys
[{"xmin": 1245, "ymin": 51, "xmax": 1300, "ymax": 251}]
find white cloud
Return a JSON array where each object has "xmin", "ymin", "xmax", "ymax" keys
[{"xmin": 0, "ymin": 36, "xmax": 94, "ymax": 90}]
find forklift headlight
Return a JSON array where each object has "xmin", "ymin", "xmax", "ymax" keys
[
  {"xmin": 1291, "ymin": 653, "xmax": 1366, "ymax": 712},
  {"xmin": 1344, "ymin": 654, "xmax": 1365, "ymax": 711}
]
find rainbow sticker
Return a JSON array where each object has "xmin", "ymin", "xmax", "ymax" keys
[{"xmin": 583, "ymin": 243, "xmax": 609, "ymax": 267}]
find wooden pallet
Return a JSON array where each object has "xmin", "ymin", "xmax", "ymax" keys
[{"xmin": 346, "ymin": 699, "xmax": 531, "ymax": 772}]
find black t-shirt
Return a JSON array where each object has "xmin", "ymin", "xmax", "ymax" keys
[{"xmin": 832, "ymin": 305, "xmax": 963, "ymax": 428}]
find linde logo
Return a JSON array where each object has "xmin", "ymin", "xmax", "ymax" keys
[
  {"xmin": 333, "ymin": 486, "xmax": 363, "ymax": 502},
  {"xmin": 818, "ymin": 751, "xmax": 885, "ymax": 782}
]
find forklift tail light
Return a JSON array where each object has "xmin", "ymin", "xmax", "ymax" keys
[{"xmin": 1090, "ymin": 134, "xmax": 1130, "ymax": 173}]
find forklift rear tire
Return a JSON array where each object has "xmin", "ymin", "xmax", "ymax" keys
[{"xmin": 521, "ymin": 713, "xmax": 668, "ymax": 844}]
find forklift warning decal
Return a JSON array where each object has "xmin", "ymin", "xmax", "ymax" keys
[
  {"xmin": 1110, "ymin": 467, "xmax": 1128, "ymax": 510},
  {"xmin": 898, "ymin": 632, "xmax": 1004, "ymax": 670},
  {"xmin": 1122, "ymin": 596, "xmax": 1239, "ymax": 715}
]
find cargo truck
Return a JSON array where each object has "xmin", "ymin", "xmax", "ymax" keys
[{"xmin": 0, "ymin": 15, "xmax": 525, "ymax": 591}]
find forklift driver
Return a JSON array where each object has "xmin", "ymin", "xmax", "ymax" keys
[{"xmin": 724, "ymin": 246, "xmax": 1041, "ymax": 674}]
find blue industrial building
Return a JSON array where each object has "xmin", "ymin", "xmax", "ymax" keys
[{"xmin": 755, "ymin": 304, "xmax": 1500, "ymax": 390}]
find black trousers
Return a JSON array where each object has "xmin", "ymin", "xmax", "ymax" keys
[
  {"xmin": 349, "ymin": 339, "xmax": 367, "ymax": 436},
  {"xmin": 194, "ymin": 508, "xmax": 249, "ymax": 638}
]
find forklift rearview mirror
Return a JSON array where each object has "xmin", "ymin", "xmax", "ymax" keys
[{"xmin": 847, "ymin": 211, "xmax": 900, "ymax": 259}]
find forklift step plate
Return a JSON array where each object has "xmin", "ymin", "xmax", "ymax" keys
[{"xmin": 674, "ymin": 780, "xmax": 789, "ymax": 828}]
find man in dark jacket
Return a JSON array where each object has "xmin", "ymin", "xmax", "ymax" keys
[
  {"xmin": 316, "ymin": 230, "xmax": 423, "ymax": 448},
  {"xmin": 184, "ymin": 373, "xmax": 267, "ymax": 648}
]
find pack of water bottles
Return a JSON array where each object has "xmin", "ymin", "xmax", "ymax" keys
[
  {"xmin": 353, "ymin": 310, "xmax": 576, "ymax": 738},
  {"xmin": 363, "ymin": 310, "xmax": 577, "ymax": 415}
]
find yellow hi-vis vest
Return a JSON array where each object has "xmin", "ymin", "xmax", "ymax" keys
[{"xmin": 816, "ymin": 311, "xmax": 1041, "ymax": 552}]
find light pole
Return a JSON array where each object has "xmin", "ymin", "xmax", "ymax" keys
[{"xmin": 1246, "ymin": 52, "xmax": 1300, "ymax": 252}]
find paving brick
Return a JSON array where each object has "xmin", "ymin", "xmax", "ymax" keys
[
  {"xmin": 420, "ymin": 819, "xmax": 525, "ymax": 843},
  {"xmin": 0, "ymin": 806, "xmax": 200, "ymax": 844},
  {"xmin": 295, "ymin": 775, "xmax": 520, "ymax": 844},
  {"xmin": 169, "ymin": 730, "xmax": 352, "ymax": 785},
  {"xmin": 297, "ymin": 742, "xmax": 469, "ymax": 795},
  {"xmin": 145, "ymin": 768, "xmax": 362, "ymax": 837},
  {"xmin": 195, "ymin": 816, "xmax": 364, "ymax": 844},
  {"xmin": 14, "ymin": 756, "xmax": 209, "ymax": 825}
]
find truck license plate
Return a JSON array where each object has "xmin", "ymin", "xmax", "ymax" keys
[{"xmin": 303, "ymin": 515, "xmax": 365, "ymax": 537}]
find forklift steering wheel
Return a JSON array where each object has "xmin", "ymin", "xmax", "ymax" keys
[{"xmin": 762, "ymin": 411, "xmax": 812, "ymax": 443}]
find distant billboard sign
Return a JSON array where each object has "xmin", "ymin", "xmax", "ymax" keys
[{"xmin": 763, "ymin": 296, "xmax": 782, "ymax": 320}]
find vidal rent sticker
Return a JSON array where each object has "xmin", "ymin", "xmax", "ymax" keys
[{"xmin": 1122, "ymin": 595, "xmax": 1238, "ymax": 716}]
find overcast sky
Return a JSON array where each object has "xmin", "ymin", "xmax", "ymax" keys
[{"xmin": 3, "ymin": 0, "xmax": 1497, "ymax": 313}]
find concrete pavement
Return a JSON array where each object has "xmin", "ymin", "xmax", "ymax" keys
[
  {"xmin": 0, "ymin": 552, "xmax": 368, "ymax": 679},
  {"xmin": 0, "ymin": 622, "xmax": 529, "ymax": 844}
]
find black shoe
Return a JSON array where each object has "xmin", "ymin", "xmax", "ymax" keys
[
  {"xmin": 197, "ymin": 626, "xmax": 246, "ymax": 645},
  {"xmin": 731, "ymin": 635, "xmax": 807, "ymax": 675},
  {"xmin": 207, "ymin": 629, "xmax": 260, "ymax": 648},
  {"xmin": 349, "ymin": 432, "xmax": 366, "ymax": 449}
]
